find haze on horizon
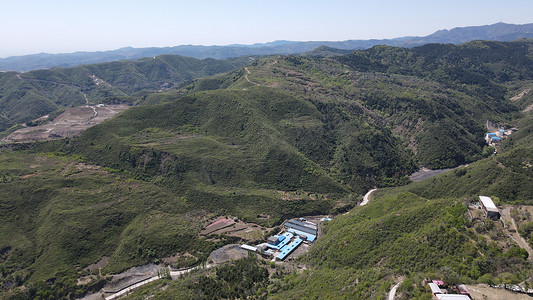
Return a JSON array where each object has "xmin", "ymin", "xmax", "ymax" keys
[{"xmin": 1, "ymin": 0, "xmax": 532, "ymax": 58}]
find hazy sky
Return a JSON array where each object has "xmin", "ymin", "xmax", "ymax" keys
[{"xmin": 1, "ymin": 0, "xmax": 532, "ymax": 58}]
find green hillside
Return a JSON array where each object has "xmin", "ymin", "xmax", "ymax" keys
[
  {"xmin": 183, "ymin": 41, "xmax": 533, "ymax": 169},
  {"xmin": 0, "ymin": 55, "xmax": 251, "ymax": 132},
  {"xmin": 39, "ymin": 87, "xmax": 415, "ymax": 194},
  {"xmin": 124, "ymin": 144, "xmax": 533, "ymax": 299},
  {"xmin": 1, "ymin": 40, "xmax": 533, "ymax": 299}
]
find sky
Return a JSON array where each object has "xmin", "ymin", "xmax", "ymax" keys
[{"xmin": 1, "ymin": 0, "xmax": 532, "ymax": 58}]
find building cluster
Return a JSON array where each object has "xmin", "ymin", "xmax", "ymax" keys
[
  {"xmin": 427, "ymin": 279, "xmax": 471, "ymax": 299},
  {"xmin": 241, "ymin": 218, "xmax": 319, "ymax": 261},
  {"xmin": 485, "ymin": 127, "xmax": 517, "ymax": 145}
]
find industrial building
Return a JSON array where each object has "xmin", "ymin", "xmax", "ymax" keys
[
  {"xmin": 479, "ymin": 196, "xmax": 500, "ymax": 220},
  {"xmin": 428, "ymin": 281, "xmax": 471, "ymax": 300},
  {"xmin": 240, "ymin": 218, "xmax": 319, "ymax": 261},
  {"xmin": 284, "ymin": 219, "xmax": 318, "ymax": 242}
]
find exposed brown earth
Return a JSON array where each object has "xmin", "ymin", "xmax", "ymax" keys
[
  {"xmin": 208, "ymin": 244, "xmax": 249, "ymax": 264},
  {"xmin": 501, "ymin": 206, "xmax": 533, "ymax": 259},
  {"xmin": 1, "ymin": 104, "xmax": 129, "ymax": 143},
  {"xmin": 466, "ymin": 284, "xmax": 531, "ymax": 300},
  {"xmin": 83, "ymin": 256, "xmax": 110, "ymax": 272},
  {"xmin": 510, "ymin": 88, "xmax": 531, "ymax": 101}
]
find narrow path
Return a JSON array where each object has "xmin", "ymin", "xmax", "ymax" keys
[
  {"xmin": 105, "ymin": 276, "xmax": 159, "ymax": 300},
  {"xmin": 360, "ymin": 189, "xmax": 377, "ymax": 206},
  {"xmin": 243, "ymin": 67, "xmax": 260, "ymax": 86},
  {"xmin": 388, "ymin": 280, "xmax": 403, "ymax": 300},
  {"xmin": 501, "ymin": 207, "xmax": 533, "ymax": 260},
  {"xmin": 104, "ymin": 264, "xmax": 214, "ymax": 299},
  {"xmin": 82, "ymin": 93, "xmax": 98, "ymax": 118},
  {"xmin": 510, "ymin": 88, "xmax": 531, "ymax": 101}
]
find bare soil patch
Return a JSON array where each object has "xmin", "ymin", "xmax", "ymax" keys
[
  {"xmin": 84, "ymin": 256, "xmax": 109, "ymax": 272},
  {"xmin": 2, "ymin": 104, "xmax": 129, "ymax": 143},
  {"xmin": 409, "ymin": 166, "xmax": 460, "ymax": 182},
  {"xmin": 200, "ymin": 217, "xmax": 235, "ymax": 235},
  {"xmin": 466, "ymin": 284, "xmax": 531, "ymax": 300},
  {"xmin": 208, "ymin": 244, "xmax": 249, "ymax": 264},
  {"xmin": 511, "ymin": 88, "xmax": 531, "ymax": 101}
]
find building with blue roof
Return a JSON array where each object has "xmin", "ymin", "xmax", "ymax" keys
[
  {"xmin": 287, "ymin": 228, "xmax": 316, "ymax": 242},
  {"xmin": 276, "ymin": 237, "xmax": 303, "ymax": 260},
  {"xmin": 267, "ymin": 232, "xmax": 293, "ymax": 250}
]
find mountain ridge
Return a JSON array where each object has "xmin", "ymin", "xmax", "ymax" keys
[{"xmin": 2, "ymin": 22, "xmax": 533, "ymax": 72}]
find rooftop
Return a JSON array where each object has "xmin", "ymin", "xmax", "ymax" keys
[{"xmin": 479, "ymin": 196, "xmax": 498, "ymax": 210}]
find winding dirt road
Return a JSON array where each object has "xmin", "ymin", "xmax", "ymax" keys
[
  {"xmin": 244, "ymin": 67, "xmax": 260, "ymax": 86},
  {"xmin": 360, "ymin": 189, "xmax": 377, "ymax": 206},
  {"xmin": 104, "ymin": 264, "xmax": 214, "ymax": 300},
  {"xmin": 500, "ymin": 207, "xmax": 533, "ymax": 260},
  {"xmin": 388, "ymin": 280, "xmax": 403, "ymax": 300}
]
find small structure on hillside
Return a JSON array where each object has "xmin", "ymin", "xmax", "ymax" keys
[
  {"xmin": 427, "ymin": 280, "xmax": 471, "ymax": 300},
  {"xmin": 428, "ymin": 282, "xmax": 442, "ymax": 295},
  {"xmin": 456, "ymin": 284, "xmax": 470, "ymax": 297},
  {"xmin": 490, "ymin": 136, "xmax": 501, "ymax": 143},
  {"xmin": 240, "ymin": 244, "xmax": 257, "ymax": 252},
  {"xmin": 479, "ymin": 196, "xmax": 500, "ymax": 220},
  {"xmin": 434, "ymin": 295, "xmax": 471, "ymax": 300}
]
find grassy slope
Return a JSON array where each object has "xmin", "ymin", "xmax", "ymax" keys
[
  {"xmin": 269, "ymin": 115, "xmax": 533, "ymax": 299},
  {"xmin": 48, "ymin": 86, "xmax": 415, "ymax": 194},
  {"xmin": 0, "ymin": 55, "xmax": 250, "ymax": 132},
  {"xmin": 2, "ymin": 41, "xmax": 533, "ymax": 299},
  {"xmin": 0, "ymin": 150, "xmax": 249, "ymax": 299},
  {"xmin": 184, "ymin": 41, "xmax": 533, "ymax": 169}
]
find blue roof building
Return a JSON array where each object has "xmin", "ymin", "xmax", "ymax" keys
[
  {"xmin": 267, "ymin": 232, "xmax": 293, "ymax": 250},
  {"xmin": 287, "ymin": 228, "xmax": 316, "ymax": 242},
  {"xmin": 276, "ymin": 237, "xmax": 303, "ymax": 260}
]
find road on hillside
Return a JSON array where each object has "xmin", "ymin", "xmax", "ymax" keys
[
  {"xmin": 500, "ymin": 207, "xmax": 533, "ymax": 260},
  {"xmin": 360, "ymin": 189, "xmax": 377, "ymax": 206},
  {"xmin": 104, "ymin": 264, "xmax": 214, "ymax": 300},
  {"xmin": 244, "ymin": 67, "xmax": 260, "ymax": 86},
  {"xmin": 388, "ymin": 279, "xmax": 403, "ymax": 300}
]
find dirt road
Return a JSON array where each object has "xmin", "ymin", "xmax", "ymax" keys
[
  {"xmin": 500, "ymin": 207, "xmax": 533, "ymax": 259},
  {"xmin": 388, "ymin": 279, "xmax": 403, "ymax": 300},
  {"xmin": 408, "ymin": 167, "xmax": 459, "ymax": 182},
  {"xmin": 360, "ymin": 189, "xmax": 377, "ymax": 206},
  {"xmin": 467, "ymin": 284, "xmax": 531, "ymax": 300},
  {"xmin": 244, "ymin": 67, "xmax": 260, "ymax": 86}
]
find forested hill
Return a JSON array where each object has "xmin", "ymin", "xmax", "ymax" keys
[
  {"xmin": 185, "ymin": 39, "xmax": 533, "ymax": 168},
  {"xmin": 1, "ymin": 22, "xmax": 533, "ymax": 72},
  {"xmin": 0, "ymin": 55, "xmax": 251, "ymax": 132},
  {"xmin": 1, "ymin": 39, "xmax": 533, "ymax": 299}
]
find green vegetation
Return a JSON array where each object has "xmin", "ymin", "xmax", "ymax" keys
[
  {"xmin": 269, "ymin": 191, "xmax": 532, "ymax": 299},
  {"xmin": 34, "ymin": 86, "xmax": 414, "ymax": 194},
  {"xmin": 123, "ymin": 255, "xmax": 271, "ymax": 299},
  {"xmin": 2, "ymin": 39, "xmax": 533, "ymax": 299},
  {"xmin": 184, "ymin": 41, "xmax": 533, "ymax": 168},
  {"xmin": 0, "ymin": 55, "xmax": 251, "ymax": 132},
  {"xmin": 0, "ymin": 151, "xmax": 233, "ymax": 299}
]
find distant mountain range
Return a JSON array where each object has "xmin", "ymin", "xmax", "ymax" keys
[{"xmin": 2, "ymin": 22, "xmax": 533, "ymax": 72}]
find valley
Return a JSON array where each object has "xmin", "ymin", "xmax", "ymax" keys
[{"xmin": 0, "ymin": 39, "xmax": 533, "ymax": 299}]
